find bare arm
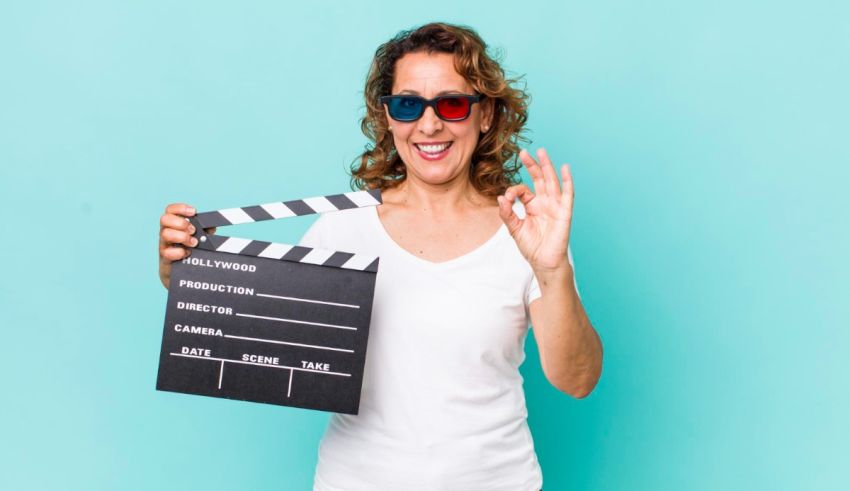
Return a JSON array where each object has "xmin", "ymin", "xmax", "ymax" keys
[
  {"xmin": 529, "ymin": 264, "xmax": 602, "ymax": 398},
  {"xmin": 497, "ymin": 147, "xmax": 603, "ymax": 398}
]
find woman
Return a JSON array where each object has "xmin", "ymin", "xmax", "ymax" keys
[{"xmin": 158, "ymin": 22, "xmax": 602, "ymax": 491}]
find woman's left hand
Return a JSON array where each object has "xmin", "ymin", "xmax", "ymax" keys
[{"xmin": 497, "ymin": 147, "xmax": 574, "ymax": 273}]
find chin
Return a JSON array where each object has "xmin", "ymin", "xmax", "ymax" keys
[{"xmin": 420, "ymin": 166, "xmax": 466, "ymax": 184}]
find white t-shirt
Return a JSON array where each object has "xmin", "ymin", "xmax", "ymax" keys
[{"xmin": 298, "ymin": 201, "xmax": 577, "ymax": 491}]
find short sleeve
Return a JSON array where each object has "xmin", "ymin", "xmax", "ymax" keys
[
  {"xmin": 297, "ymin": 214, "xmax": 331, "ymax": 249},
  {"xmin": 525, "ymin": 245, "xmax": 581, "ymax": 306}
]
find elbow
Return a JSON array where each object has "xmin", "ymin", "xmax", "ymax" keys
[
  {"xmin": 549, "ymin": 376, "xmax": 598, "ymax": 399},
  {"xmin": 545, "ymin": 361, "xmax": 603, "ymax": 399},
  {"xmin": 541, "ymin": 324, "xmax": 604, "ymax": 399},
  {"xmin": 570, "ymin": 383, "xmax": 596, "ymax": 399}
]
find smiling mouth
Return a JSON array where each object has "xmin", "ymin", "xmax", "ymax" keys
[{"xmin": 414, "ymin": 142, "xmax": 453, "ymax": 155}]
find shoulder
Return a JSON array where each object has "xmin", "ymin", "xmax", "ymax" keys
[
  {"xmin": 323, "ymin": 205, "xmax": 374, "ymax": 229},
  {"xmin": 298, "ymin": 206, "xmax": 374, "ymax": 249}
]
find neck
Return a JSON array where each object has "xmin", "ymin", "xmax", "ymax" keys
[{"xmin": 392, "ymin": 171, "xmax": 492, "ymax": 216}]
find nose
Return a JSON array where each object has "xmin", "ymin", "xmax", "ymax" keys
[{"xmin": 416, "ymin": 105, "xmax": 443, "ymax": 136}]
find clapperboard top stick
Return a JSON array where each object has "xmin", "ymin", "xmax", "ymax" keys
[{"xmin": 186, "ymin": 189, "xmax": 382, "ymax": 273}]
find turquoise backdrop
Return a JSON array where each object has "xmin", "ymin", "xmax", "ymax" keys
[{"xmin": 1, "ymin": 1, "xmax": 847, "ymax": 489}]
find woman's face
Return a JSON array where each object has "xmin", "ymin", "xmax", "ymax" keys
[{"xmin": 386, "ymin": 51, "xmax": 492, "ymax": 188}]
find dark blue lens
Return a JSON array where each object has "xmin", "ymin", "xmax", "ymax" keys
[{"xmin": 388, "ymin": 96, "xmax": 423, "ymax": 121}]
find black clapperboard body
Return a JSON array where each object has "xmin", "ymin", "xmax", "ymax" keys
[{"xmin": 156, "ymin": 190, "xmax": 381, "ymax": 414}]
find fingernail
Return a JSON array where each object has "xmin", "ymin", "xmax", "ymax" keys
[
  {"xmin": 191, "ymin": 238, "xmax": 198, "ymax": 247},
  {"xmin": 187, "ymin": 206, "xmax": 196, "ymax": 215},
  {"xmin": 189, "ymin": 225, "xmax": 196, "ymax": 234}
]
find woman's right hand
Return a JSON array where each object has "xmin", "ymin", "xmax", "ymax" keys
[{"xmin": 158, "ymin": 203, "xmax": 216, "ymax": 289}]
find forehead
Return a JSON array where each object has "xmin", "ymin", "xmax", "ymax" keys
[{"xmin": 392, "ymin": 51, "xmax": 473, "ymax": 94}]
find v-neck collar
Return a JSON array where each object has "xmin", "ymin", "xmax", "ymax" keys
[{"xmin": 370, "ymin": 205, "xmax": 507, "ymax": 269}]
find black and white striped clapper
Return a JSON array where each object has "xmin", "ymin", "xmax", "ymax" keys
[{"xmin": 156, "ymin": 189, "xmax": 381, "ymax": 414}]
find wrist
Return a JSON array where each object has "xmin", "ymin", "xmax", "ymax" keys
[{"xmin": 533, "ymin": 261, "xmax": 574, "ymax": 284}]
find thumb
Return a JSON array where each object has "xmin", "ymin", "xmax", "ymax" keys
[{"xmin": 497, "ymin": 195, "xmax": 523, "ymax": 236}]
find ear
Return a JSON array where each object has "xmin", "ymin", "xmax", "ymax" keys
[
  {"xmin": 480, "ymin": 97, "xmax": 495, "ymax": 132},
  {"xmin": 383, "ymin": 106, "xmax": 393, "ymax": 127}
]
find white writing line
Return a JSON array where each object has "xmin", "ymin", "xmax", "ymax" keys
[
  {"xmin": 218, "ymin": 360, "xmax": 224, "ymax": 389},
  {"xmin": 169, "ymin": 353, "xmax": 351, "ymax": 377},
  {"xmin": 224, "ymin": 334, "xmax": 354, "ymax": 353},
  {"xmin": 235, "ymin": 313, "xmax": 358, "ymax": 331},
  {"xmin": 287, "ymin": 368, "xmax": 293, "ymax": 398},
  {"xmin": 256, "ymin": 292, "xmax": 360, "ymax": 309}
]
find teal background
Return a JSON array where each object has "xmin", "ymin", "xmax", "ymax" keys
[{"xmin": 1, "ymin": 1, "xmax": 847, "ymax": 489}]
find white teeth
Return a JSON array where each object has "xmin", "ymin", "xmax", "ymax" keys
[{"xmin": 416, "ymin": 143, "xmax": 450, "ymax": 153}]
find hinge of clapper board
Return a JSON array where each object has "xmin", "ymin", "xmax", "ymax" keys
[{"xmin": 185, "ymin": 189, "xmax": 382, "ymax": 272}]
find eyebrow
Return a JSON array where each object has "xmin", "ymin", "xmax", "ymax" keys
[{"xmin": 396, "ymin": 89, "xmax": 468, "ymax": 96}]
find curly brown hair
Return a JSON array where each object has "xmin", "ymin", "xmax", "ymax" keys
[{"xmin": 349, "ymin": 22, "xmax": 530, "ymax": 198}]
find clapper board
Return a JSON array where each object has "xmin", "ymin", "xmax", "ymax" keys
[{"xmin": 156, "ymin": 189, "xmax": 381, "ymax": 414}]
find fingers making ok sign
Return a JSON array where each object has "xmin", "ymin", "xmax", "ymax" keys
[{"xmin": 496, "ymin": 147, "xmax": 574, "ymax": 272}]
